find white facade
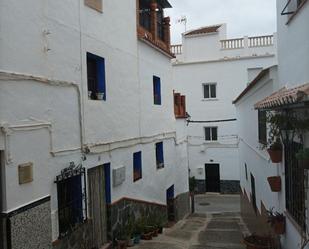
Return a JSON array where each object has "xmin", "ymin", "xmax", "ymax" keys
[
  {"xmin": 172, "ymin": 24, "xmax": 277, "ymax": 192},
  {"xmin": 0, "ymin": 0, "xmax": 189, "ymax": 245},
  {"xmin": 235, "ymin": 1, "xmax": 309, "ymax": 248}
]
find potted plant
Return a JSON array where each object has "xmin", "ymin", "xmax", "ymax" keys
[
  {"xmin": 296, "ymin": 148, "xmax": 309, "ymax": 169},
  {"xmin": 133, "ymin": 219, "xmax": 143, "ymax": 244},
  {"xmin": 88, "ymin": 90, "xmax": 92, "ymax": 99},
  {"xmin": 243, "ymin": 234, "xmax": 275, "ymax": 249},
  {"xmin": 96, "ymin": 92, "xmax": 104, "ymax": 100},
  {"xmin": 126, "ymin": 219, "xmax": 135, "ymax": 247},
  {"xmin": 267, "ymin": 209, "xmax": 285, "ymax": 235},
  {"xmin": 267, "ymin": 176, "xmax": 281, "ymax": 192},
  {"xmin": 267, "ymin": 140, "xmax": 283, "ymax": 163}
]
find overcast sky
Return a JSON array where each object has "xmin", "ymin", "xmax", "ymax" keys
[{"xmin": 165, "ymin": 0, "xmax": 277, "ymax": 44}]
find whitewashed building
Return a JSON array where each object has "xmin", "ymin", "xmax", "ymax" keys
[
  {"xmin": 172, "ymin": 24, "xmax": 277, "ymax": 194},
  {"xmin": 234, "ymin": 0, "xmax": 309, "ymax": 248},
  {"xmin": 0, "ymin": 0, "xmax": 190, "ymax": 248}
]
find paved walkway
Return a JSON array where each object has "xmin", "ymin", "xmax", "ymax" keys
[{"xmin": 134, "ymin": 194, "xmax": 248, "ymax": 249}]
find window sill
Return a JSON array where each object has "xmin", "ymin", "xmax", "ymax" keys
[
  {"xmin": 202, "ymin": 98, "xmax": 219, "ymax": 102},
  {"xmin": 286, "ymin": 0, "xmax": 308, "ymax": 25},
  {"xmin": 157, "ymin": 164, "xmax": 164, "ymax": 170},
  {"xmin": 204, "ymin": 140, "xmax": 219, "ymax": 143},
  {"xmin": 134, "ymin": 177, "xmax": 142, "ymax": 182}
]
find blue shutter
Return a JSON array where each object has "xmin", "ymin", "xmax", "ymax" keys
[
  {"xmin": 104, "ymin": 163, "xmax": 111, "ymax": 204},
  {"xmin": 97, "ymin": 57, "xmax": 106, "ymax": 100},
  {"xmin": 133, "ymin": 152, "xmax": 142, "ymax": 180}
]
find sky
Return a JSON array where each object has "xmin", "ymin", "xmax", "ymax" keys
[{"xmin": 165, "ymin": 0, "xmax": 277, "ymax": 44}]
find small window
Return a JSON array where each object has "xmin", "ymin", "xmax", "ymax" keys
[
  {"xmin": 205, "ymin": 127, "xmax": 218, "ymax": 141},
  {"xmin": 153, "ymin": 76, "xmax": 161, "ymax": 105},
  {"xmin": 203, "ymin": 83, "xmax": 217, "ymax": 99},
  {"xmin": 155, "ymin": 142, "xmax": 164, "ymax": 169},
  {"xmin": 258, "ymin": 110, "xmax": 267, "ymax": 145},
  {"xmin": 245, "ymin": 163, "xmax": 248, "ymax": 180},
  {"xmin": 87, "ymin": 53, "xmax": 106, "ymax": 101},
  {"xmin": 56, "ymin": 168, "xmax": 86, "ymax": 238},
  {"xmin": 84, "ymin": 0, "xmax": 102, "ymax": 12},
  {"xmin": 133, "ymin": 152, "xmax": 142, "ymax": 182}
]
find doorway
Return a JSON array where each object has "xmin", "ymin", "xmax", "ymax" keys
[
  {"xmin": 88, "ymin": 165, "xmax": 108, "ymax": 248},
  {"xmin": 205, "ymin": 164, "xmax": 220, "ymax": 192},
  {"xmin": 166, "ymin": 185, "xmax": 175, "ymax": 221}
]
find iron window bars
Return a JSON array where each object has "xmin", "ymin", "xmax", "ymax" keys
[{"xmin": 55, "ymin": 162, "xmax": 87, "ymax": 238}]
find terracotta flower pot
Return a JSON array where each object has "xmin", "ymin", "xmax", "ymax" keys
[
  {"xmin": 141, "ymin": 232, "xmax": 152, "ymax": 240},
  {"xmin": 272, "ymin": 219, "xmax": 285, "ymax": 235},
  {"xmin": 267, "ymin": 149, "xmax": 282, "ymax": 163},
  {"xmin": 117, "ymin": 240, "xmax": 128, "ymax": 249},
  {"xmin": 243, "ymin": 235, "xmax": 274, "ymax": 249},
  {"xmin": 299, "ymin": 159, "xmax": 309, "ymax": 169},
  {"xmin": 267, "ymin": 176, "xmax": 281, "ymax": 192}
]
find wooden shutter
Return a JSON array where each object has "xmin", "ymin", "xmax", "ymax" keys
[{"xmin": 85, "ymin": 0, "xmax": 103, "ymax": 12}]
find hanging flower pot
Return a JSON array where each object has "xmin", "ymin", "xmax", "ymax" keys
[
  {"xmin": 267, "ymin": 141, "xmax": 283, "ymax": 163},
  {"xmin": 243, "ymin": 235, "xmax": 275, "ymax": 249},
  {"xmin": 96, "ymin": 92, "xmax": 105, "ymax": 100},
  {"xmin": 267, "ymin": 209, "xmax": 286, "ymax": 235},
  {"xmin": 267, "ymin": 176, "xmax": 281, "ymax": 192}
]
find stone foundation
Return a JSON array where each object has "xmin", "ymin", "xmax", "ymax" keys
[
  {"xmin": 52, "ymin": 221, "xmax": 93, "ymax": 249},
  {"xmin": 220, "ymin": 180, "xmax": 240, "ymax": 194},
  {"xmin": 109, "ymin": 198, "xmax": 167, "ymax": 240},
  {"xmin": 174, "ymin": 192, "xmax": 190, "ymax": 221},
  {"xmin": 7, "ymin": 196, "xmax": 52, "ymax": 249},
  {"xmin": 196, "ymin": 180, "xmax": 240, "ymax": 194}
]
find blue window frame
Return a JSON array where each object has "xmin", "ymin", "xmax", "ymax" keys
[
  {"xmin": 133, "ymin": 152, "xmax": 142, "ymax": 182},
  {"xmin": 87, "ymin": 52, "xmax": 106, "ymax": 101},
  {"xmin": 104, "ymin": 163, "xmax": 111, "ymax": 204},
  {"xmin": 155, "ymin": 142, "xmax": 164, "ymax": 169},
  {"xmin": 153, "ymin": 76, "xmax": 161, "ymax": 105}
]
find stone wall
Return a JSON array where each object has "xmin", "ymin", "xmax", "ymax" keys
[
  {"xmin": 220, "ymin": 180, "xmax": 240, "ymax": 194},
  {"xmin": 52, "ymin": 221, "xmax": 93, "ymax": 249},
  {"xmin": 174, "ymin": 192, "xmax": 190, "ymax": 221},
  {"xmin": 109, "ymin": 198, "xmax": 167, "ymax": 240},
  {"xmin": 8, "ymin": 196, "xmax": 52, "ymax": 249},
  {"xmin": 195, "ymin": 180, "xmax": 240, "ymax": 194}
]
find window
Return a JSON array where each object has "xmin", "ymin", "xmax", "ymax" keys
[
  {"xmin": 133, "ymin": 152, "xmax": 142, "ymax": 182},
  {"xmin": 84, "ymin": 0, "xmax": 102, "ymax": 12},
  {"xmin": 285, "ymin": 141, "xmax": 305, "ymax": 229},
  {"xmin": 153, "ymin": 76, "xmax": 161, "ymax": 105},
  {"xmin": 155, "ymin": 142, "xmax": 164, "ymax": 169},
  {"xmin": 56, "ymin": 165, "xmax": 86, "ymax": 238},
  {"xmin": 250, "ymin": 173, "xmax": 257, "ymax": 215},
  {"xmin": 139, "ymin": 0, "xmax": 151, "ymax": 31},
  {"xmin": 87, "ymin": 53, "xmax": 106, "ymax": 101},
  {"xmin": 258, "ymin": 110, "xmax": 267, "ymax": 145},
  {"xmin": 174, "ymin": 92, "xmax": 186, "ymax": 118},
  {"xmin": 244, "ymin": 163, "xmax": 248, "ymax": 180},
  {"xmin": 205, "ymin": 127, "xmax": 218, "ymax": 141},
  {"xmin": 203, "ymin": 83, "xmax": 217, "ymax": 99}
]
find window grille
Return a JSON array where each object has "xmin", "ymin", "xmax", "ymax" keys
[
  {"xmin": 55, "ymin": 163, "xmax": 87, "ymax": 238},
  {"xmin": 285, "ymin": 141, "xmax": 306, "ymax": 229}
]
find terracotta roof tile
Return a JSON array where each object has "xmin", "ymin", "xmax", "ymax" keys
[
  {"xmin": 185, "ymin": 25, "xmax": 221, "ymax": 36},
  {"xmin": 254, "ymin": 83, "xmax": 309, "ymax": 109}
]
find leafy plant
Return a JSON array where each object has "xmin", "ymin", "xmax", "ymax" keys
[
  {"xmin": 296, "ymin": 148, "xmax": 309, "ymax": 160},
  {"xmin": 189, "ymin": 176, "xmax": 197, "ymax": 192},
  {"xmin": 267, "ymin": 208, "xmax": 285, "ymax": 226}
]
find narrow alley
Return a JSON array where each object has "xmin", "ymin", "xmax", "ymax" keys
[{"xmin": 135, "ymin": 194, "xmax": 247, "ymax": 249}]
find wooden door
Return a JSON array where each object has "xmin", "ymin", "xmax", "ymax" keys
[
  {"xmin": 205, "ymin": 164, "xmax": 220, "ymax": 192},
  {"xmin": 88, "ymin": 165, "xmax": 107, "ymax": 248},
  {"xmin": 166, "ymin": 185, "xmax": 175, "ymax": 221}
]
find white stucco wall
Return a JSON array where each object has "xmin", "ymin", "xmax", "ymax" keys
[
  {"xmin": 276, "ymin": 1, "xmax": 309, "ymax": 88},
  {"xmin": 173, "ymin": 55, "xmax": 277, "ymax": 183},
  {"xmin": 0, "ymin": 0, "xmax": 189, "ymax": 242}
]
